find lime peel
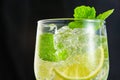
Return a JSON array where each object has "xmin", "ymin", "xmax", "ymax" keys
[{"xmin": 54, "ymin": 47, "xmax": 104, "ymax": 80}]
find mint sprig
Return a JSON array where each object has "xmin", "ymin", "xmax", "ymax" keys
[
  {"xmin": 74, "ymin": 5, "xmax": 96, "ymax": 19},
  {"xmin": 69, "ymin": 5, "xmax": 114, "ymax": 29}
]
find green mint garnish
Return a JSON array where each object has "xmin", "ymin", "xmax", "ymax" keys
[
  {"xmin": 69, "ymin": 5, "xmax": 114, "ymax": 29},
  {"xmin": 96, "ymin": 9, "xmax": 114, "ymax": 20},
  {"xmin": 74, "ymin": 5, "xmax": 96, "ymax": 19},
  {"xmin": 38, "ymin": 33, "xmax": 68, "ymax": 62}
]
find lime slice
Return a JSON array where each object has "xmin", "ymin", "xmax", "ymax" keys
[{"xmin": 54, "ymin": 47, "xmax": 104, "ymax": 80}]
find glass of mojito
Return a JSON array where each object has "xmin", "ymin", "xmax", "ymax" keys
[{"xmin": 34, "ymin": 6, "xmax": 114, "ymax": 80}]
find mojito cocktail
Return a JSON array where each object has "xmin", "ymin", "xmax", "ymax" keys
[
  {"xmin": 34, "ymin": 6, "xmax": 114, "ymax": 80},
  {"xmin": 34, "ymin": 18, "xmax": 109, "ymax": 80}
]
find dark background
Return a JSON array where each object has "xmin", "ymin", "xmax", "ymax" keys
[{"xmin": 1, "ymin": 0, "xmax": 120, "ymax": 80}]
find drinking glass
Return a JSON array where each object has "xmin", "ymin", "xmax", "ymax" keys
[{"xmin": 34, "ymin": 18, "xmax": 109, "ymax": 80}]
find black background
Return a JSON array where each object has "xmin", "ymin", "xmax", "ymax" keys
[{"xmin": 1, "ymin": 0, "xmax": 120, "ymax": 80}]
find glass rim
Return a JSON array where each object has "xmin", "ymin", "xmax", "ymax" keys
[{"xmin": 38, "ymin": 18, "xmax": 105, "ymax": 24}]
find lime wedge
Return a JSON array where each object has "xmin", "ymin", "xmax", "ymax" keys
[{"xmin": 54, "ymin": 47, "xmax": 104, "ymax": 79}]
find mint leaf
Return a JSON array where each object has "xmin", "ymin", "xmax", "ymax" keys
[
  {"xmin": 68, "ymin": 21, "xmax": 83, "ymax": 29},
  {"xmin": 97, "ymin": 9, "xmax": 114, "ymax": 20},
  {"xmin": 38, "ymin": 33, "xmax": 68, "ymax": 62},
  {"xmin": 69, "ymin": 5, "xmax": 96, "ymax": 29},
  {"xmin": 74, "ymin": 5, "xmax": 96, "ymax": 19},
  {"xmin": 55, "ymin": 50, "xmax": 68, "ymax": 61},
  {"xmin": 38, "ymin": 33, "xmax": 56, "ymax": 61}
]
